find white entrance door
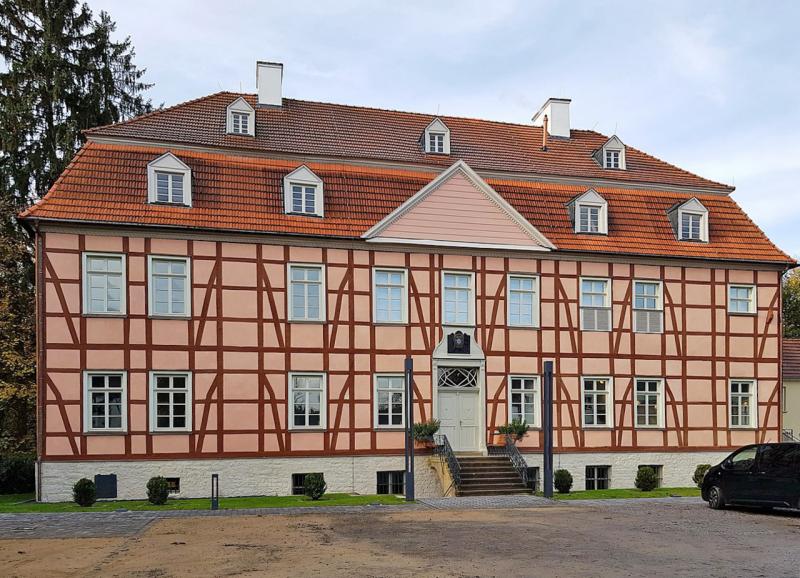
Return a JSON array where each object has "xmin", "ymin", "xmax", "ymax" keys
[{"xmin": 438, "ymin": 390, "xmax": 480, "ymax": 452}]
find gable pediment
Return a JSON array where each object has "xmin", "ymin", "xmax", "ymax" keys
[{"xmin": 363, "ymin": 161, "xmax": 554, "ymax": 251}]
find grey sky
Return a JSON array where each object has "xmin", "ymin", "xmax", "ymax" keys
[{"xmin": 93, "ymin": 0, "xmax": 800, "ymax": 258}]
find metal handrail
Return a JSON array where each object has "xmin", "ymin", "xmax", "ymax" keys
[
  {"xmin": 783, "ymin": 429, "xmax": 799, "ymax": 442},
  {"xmin": 433, "ymin": 434, "xmax": 461, "ymax": 491},
  {"xmin": 501, "ymin": 433, "xmax": 530, "ymax": 489}
]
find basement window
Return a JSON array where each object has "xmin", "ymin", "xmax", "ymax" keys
[
  {"xmin": 291, "ymin": 473, "xmax": 322, "ymax": 495},
  {"xmin": 638, "ymin": 464, "xmax": 663, "ymax": 488},
  {"xmin": 376, "ymin": 471, "xmax": 405, "ymax": 495},
  {"xmin": 585, "ymin": 466, "xmax": 610, "ymax": 490},
  {"xmin": 166, "ymin": 477, "xmax": 181, "ymax": 494}
]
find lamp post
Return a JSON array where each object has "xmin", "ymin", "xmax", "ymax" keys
[
  {"xmin": 543, "ymin": 360, "xmax": 554, "ymax": 498},
  {"xmin": 404, "ymin": 355, "xmax": 415, "ymax": 502}
]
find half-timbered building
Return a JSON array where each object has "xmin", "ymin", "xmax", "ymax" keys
[{"xmin": 22, "ymin": 62, "xmax": 795, "ymax": 500}]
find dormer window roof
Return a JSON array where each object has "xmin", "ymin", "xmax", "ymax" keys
[
  {"xmin": 569, "ymin": 189, "xmax": 608, "ymax": 235},
  {"xmin": 668, "ymin": 198, "xmax": 709, "ymax": 243},
  {"xmin": 283, "ymin": 165, "xmax": 324, "ymax": 217},
  {"xmin": 594, "ymin": 135, "xmax": 626, "ymax": 170},
  {"xmin": 423, "ymin": 118, "xmax": 450, "ymax": 154},
  {"xmin": 147, "ymin": 153, "xmax": 192, "ymax": 206},
  {"xmin": 226, "ymin": 97, "xmax": 255, "ymax": 136}
]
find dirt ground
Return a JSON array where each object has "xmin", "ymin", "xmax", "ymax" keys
[{"xmin": 2, "ymin": 501, "xmax": 799, "ymax": 577}]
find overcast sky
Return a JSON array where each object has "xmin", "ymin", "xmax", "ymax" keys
[{"xmin": 93, "ymin": 0, "xmax": 800, "ymax": 258}]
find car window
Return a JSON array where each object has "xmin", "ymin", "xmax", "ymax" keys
[
  {"xmin": 760, "ymin": 444, "xmax": 800, "ymax": 476},
  {"xmin": 758, "ymin": 444, "xmax": 783, "ymax": 472},
  {"xmin": 728, "ymin": 446, "xmax": 757, "ymax": 471}
]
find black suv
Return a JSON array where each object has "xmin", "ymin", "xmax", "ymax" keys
[{"xmin": 702, "ymin": 443, "xmax": 800, "ymax": 510}]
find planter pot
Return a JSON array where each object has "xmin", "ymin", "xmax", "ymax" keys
[
  {"xmin": 414, "ymin": 438, "xmax": 436, "ymax": 450},
  {"xmin": 493, "ymin": 434, "xmax": 508, "ymax": 446}
]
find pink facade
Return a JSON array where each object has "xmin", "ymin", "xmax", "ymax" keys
[{"xmin": 38, "ymin": 227, "xmax": 783, "ymax": 462}]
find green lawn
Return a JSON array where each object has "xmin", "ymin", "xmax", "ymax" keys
[
  {"xmin": 0, "ymin": 492, "xmax": 406, "ymax": 513},
  {"xmin": 549, "ymin": 487, "xmax": 700, "ymax": 500}
]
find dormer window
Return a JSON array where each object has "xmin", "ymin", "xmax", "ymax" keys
[
  {"xmin": 147, "ymin": 153, "xmax": 192, "ymax": 206},
  {"xmin": 283, "ymin": 165, "xmax": 324, "ymax": 217},
  {"xmin": 569, "ymin": 189, "xmax": 608, "ymax": 235},
  {"xmin": 594, "ymin": 135, "xmax": 626, "ymax": 170},
  {"xmin": 428, "ymin": 132, "xmax": 445, "ymax": 153},
  {"xmin": 669, "ymin": 198, "xmax": 709, "ymax": 242},
  {"xmin": 226, "ymin": 97, "xmax": 255, "ymax": 136},
  {"xmin": 423, "ymin": 118, "xmax": 450, "ymax": 154}
]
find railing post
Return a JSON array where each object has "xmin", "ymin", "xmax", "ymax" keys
[
  {"xmin": 404, "ymin": 355, "xmax": 415, "ymax": 501},
  {"xmin": 543, "ymin": 360, "xmax": 554, "ymax": 498}
]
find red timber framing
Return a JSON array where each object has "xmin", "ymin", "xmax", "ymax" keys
[{"xmin": 37, "ymin": 228, "xmax": 783, "ymax": 463}]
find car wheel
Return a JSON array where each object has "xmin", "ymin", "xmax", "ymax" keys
[{"xmin": 707, "ymin": 485, "xmax": 725, "ymax": 510}]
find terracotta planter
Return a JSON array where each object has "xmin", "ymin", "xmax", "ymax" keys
[
  {"xmin": 493, "ymin": 433, "xmax": 508, "ymax": 446},
  {"xmin": 414, "ymin": 437, "xmax": 436, "ymax": 450}
]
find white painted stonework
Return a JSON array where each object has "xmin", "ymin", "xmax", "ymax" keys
[
  {"xmin": 522, "ymin": 450, "xmax": 732, "ymax": 489},
  {"xmin": 38, "ymin": 455, "xmax": 442, "ymax": 502}
]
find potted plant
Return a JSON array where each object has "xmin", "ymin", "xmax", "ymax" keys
[
  {"xmin": 412, "ymin": 419, "xmax": 440, "ymax": 448},
  {"xmin": 494, "ymin": 419, "xmax": 529, "ymax": 446}
]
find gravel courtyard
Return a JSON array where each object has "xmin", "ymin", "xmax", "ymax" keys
[{"xmin": 1, "ymin": 499, "xmax": 798, "ymax": 577}]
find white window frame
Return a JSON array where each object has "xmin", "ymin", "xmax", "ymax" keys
[
  {"xmin": 507, "ymin": 274, "xmax": 539, "ymax": 328},
  {"xmin": 508, "ymin": 375, "xmax": 540, "ymax": 427},
  {"xmin": 576, "ymin": 203, "xmax": 603, "ymax": 234},
  {"xmin": 287, "ymin": 263, "xmax": 326, "ymax": 322},
  {"xmin": 678, "ymin": 210, "xmax": 708, "ymax": 242},
  {"xmin": 283, "ymin": 165, "xmax": 324, "ymax": 217},
  {"xmin": 149, "ymin": 371, "xmax": 193, "ymax": 433},
  {"xmin": 441, "ymin": 270, "xmax": 475, "ymax": 326},
  {"xmin": 580, "ymin": 277, "xmax": 612, "ymax": 332},
  {"xmin": 604, "ymin": 149, "xmax": 621, "ymax": 169},
  {"xmin": 634, "ymin": 377, "xmax": 665, "ymax": 429},
  {"xmin": 581, "ymin": 376, "xmax": 614, "ymax": 428},
  {"xmin": 728, "ymin": 284, "xmax": 757, "ymax": 315},
  {"xmin": 226, "ymin": 96, "xmax": 255, "ymax": 136},
  {"xmin": 632, "ymin": 280, "xmax": 663, "ymax": 334},
  {"xmin": 729, "ymin": 379, "xmax": 757, "ymax": 429},
  {"xmin": 147, "ymin": 255, "xmax": 192, "ymax": 318},
  {"xmin": 374, "ymin": 374, "xmax": 406, "ymax": 429},
  {"xmin": 372, "ymin": 268, "xmax": 408, "ymax": 324},
  {"xmin": 147, "ymin": 153, "xmax": 192, "ymax": 206},
  {"xmin": 424, "ymin": 118, "xmax": 451, "ymax": 154},
  {"xmin": 82, "ymin": 252, "xmax": 127, "ymax": 316},
  {"xmin": 83, "ymin": 371, "xmax": 128, "ymax": 433},
  {"xmin": 289, "ymin": 372, "xmax": 327, "ymax": 430},
  {"xmin": 572, "ymin": 190, "xmax": 608, "ymax": 235}
]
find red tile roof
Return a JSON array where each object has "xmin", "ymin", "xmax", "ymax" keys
[
  {"xmin": 785, "ymin": 339, "xmax": 800, "ymax": 379},
  {"xmin": 84, "ymin": 93, "xmax": 730, "ymax": 192},
  {"xmin": 21, "ymin": 143, "xmax": 793, "ymax": 264}
]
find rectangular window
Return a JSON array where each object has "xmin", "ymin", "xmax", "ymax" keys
[
  {"xmin": 376, "ymin": 471, "xmax": 405, "ymax": 495},
  {"xmin": 154, "ymin": 171, "xmax": 185, "ymax": 204},
  {"xmin": 582, "ymin": 377, "xmax": 613, "ymax": 427},
  {"xmin": 633, "ymin": 280, "xmax": 663, "ymax": 333},
  {"xmin": 443, "ymin": 272, "xmax": 473, "ymax": 325},
  {"xmin": 82, "ymin": 253, "xmax": 126, "ymax": 315},
  {"xmin": 375, "ymin": 375, "xmax": 405, "ymax": 428},
  {"xmin": 585, "ymin": 466, "xmax": 610, "ymax": 490},
  {"xmin": 680, "ymin": 212, "xmax": 702, "ymax": 240},
  {"xmin": 730, "ymin": 380, "xmax": 756, "ymax": 428},
  {"xmin": 638, "ymin": 465, "xmax": 663, "ymax": 488},
  {"xmin": 291, "ymin": 184, "xmax": 317, "ymax": 214},
  {"xmin": 507, "ymin": 275, "xmax": 538, "ymax": 327},
  {"xmin": 84, "ymin": 372, "xmax": 127, "ymax": 433},
  {"xmin": 291, "ymin": 473, "xmax": 322, "ymax": 495},
  {"xmin": 290, "ymin": 374, "xmax": 326, "ymax": 429},
  {"xmin": 373, "ymin": 269, "xmax": 407, "ymax": 324},
  {"xmin": 604, "ymin": 150, "xmax": 620, "ymax": 169},
  {"xmin": 428, "ymin": 132, "xmax": 445, "ymax": 153},
  {"xmin": 166, "ymin": 478, "xmax": 180, "ymax": 494},
  {"xmin": 288, "ymin": 264, "xmax": 325, "ymax": 321},
  {"xmin": 580, "ymin": 278, "xmax": 611, "ymax": 331},
  {"xmin": 578, "ymin": 204, "xmax": 601, "ymax": 233},
  {"xmin": 148, "ymin": 256, "xmax": 190, "ymax": 317},
  {"xmin": 231, "ymin": 112, "xmax": 249, "ymax": 134},
  {"xmin": 527, "ymin": 467, "xmax": 540, "ymax": 492},
  {"xmin": 635, "ymin": 378, "xmax": 663, "ymax": 428},
  {"xmin": 728, "ymin": 285, "xmax": 756, "ymax": 314},
  {"xmin": 150, "ymin": 372, "xmax": 191, "ymax": 432},
  {"xmin": 509, "ymin": 376, "xmax": 539, "ymax": 426}
]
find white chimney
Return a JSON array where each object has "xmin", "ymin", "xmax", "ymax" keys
[
  {"xmin": 256, "ymin": 61, "xmax": 283, "ymax": 106},
  {"xmin": 532, "ymin": 98, "xmax": 571, "ymax": 138}
]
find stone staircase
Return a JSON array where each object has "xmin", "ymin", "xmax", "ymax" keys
[{"xmin": 456, "ymin": 455, "xmax": 530, "ymax": 496}]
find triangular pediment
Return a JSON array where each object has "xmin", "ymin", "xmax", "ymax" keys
[
  {"xmin": 363, "ymin": 161, "xmax": 555, "ymax": 251},
  {"xmin": 677, "ymin": 197, "xmax": 707, "ymax": 213},
  {"xmin": 571, "ymin": 188, "xmax": 606, "ymax": 206}
]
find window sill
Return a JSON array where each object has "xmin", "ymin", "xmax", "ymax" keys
[
  {"xmin": 288, "ymin": 428, "xmax": 327, "ymax": 432},
  {"xmin": 633, "ymin": 330, "xmax": 663, "ymax": 335},
  {"xmin": 727, "ymin": 312, "xmax": 757, "ymax": 317},
  {"xmin": 728, "ymin": 425, "xmax": 758, "ymax": 430},
  {"xmin": 507, "ymin": 325, "xmax": 540, "ymax": 330},
  {"xmin": 373, "ymin": 322, "xmax": 408, "ymax": 327},
  {"xmin": 83, "ymin": 430, "xmax": 128, "ymax": 436},
  {"xmin": 580, "ymin": 329, "xmax": 612, "ymax": 333},
  {"xmin": 148, "ymin": 201, "xmax": 192, "ymax": 208},
  {"xmin": 634, "ymin": 426, "xmax": 665, "ymax": 431},
  {"xmin": 285, "ymin": 211, "xmax": 324, "ymax": 219},
  {"xmin": 82, "ymin": 312, "xmax": 127, "ymax": 318},
  {"xmin": 375, "ymin": 427, "xmax": 405, "ymax": 432},
  {"xmin": 149, "ymin": 430, "xmax": 192, "ymax": 435},
  {"xmin": 149, "ymin": 315, "xmax": 191, "ymax": 320},
  {"xmin": 288, "ymin": 319, "xmax": 326, "ymax": 324},
  {"xmin": 581, "ymin": 426, "xmax": 615, "ymax": 430}
]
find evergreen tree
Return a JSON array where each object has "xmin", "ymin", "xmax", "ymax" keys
[{"xmin": 0, "ymin": 0, "xmax": 153, "ymax": 452}]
